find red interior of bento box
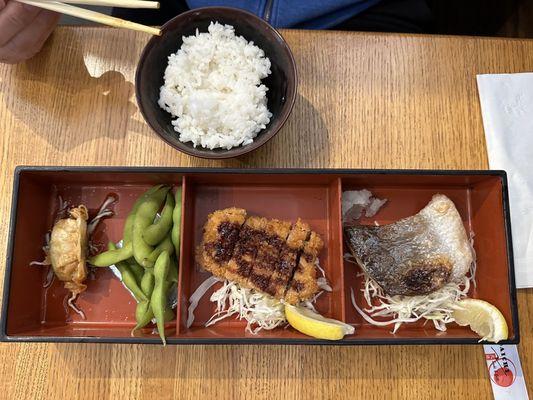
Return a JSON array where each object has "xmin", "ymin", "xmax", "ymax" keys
[
  {"xmin": 3, "ymin": 170, "xmax": 516, "ymax": 343},
  {"xmin": 176, "ymin": 174, "xmax": 344, "ymax": 339},
  {"xmin": 341, "ymin": 174, "xmax": 515, "ymax": 341}
]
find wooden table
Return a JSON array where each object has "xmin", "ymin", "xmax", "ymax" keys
[{"xmin": 0, "ymin": 27, "xmax": 531, "ymax": 400}]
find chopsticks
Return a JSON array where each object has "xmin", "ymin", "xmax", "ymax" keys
[
  {"xmin": 38, "ymin": 0, "xmax": 160, "ymax": 8},
  {"xmin": 17, "ymin": 0, "xmax": 162, "ymax": 35}
]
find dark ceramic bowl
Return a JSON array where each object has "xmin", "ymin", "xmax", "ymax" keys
[{"xmin": 135, "ymin": 7, "xmax": 298, "ymax": 159}]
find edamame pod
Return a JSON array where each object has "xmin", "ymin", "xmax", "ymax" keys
[
  {"xmin": 168, "ymin": 255, "xmax": 178, "ymax": 283},
  {"xmin": 171, "ymin": 187, "xmax": 182, "ymax": 258},
  {"xmin": 140, "ymin": 269, "xmax": 155, "ymax": 297},
  {"xmin": 133, "ymin": 301, "xmax": 153, "ymax": 332},
  {"xmin": 88, "ymin": 242, "xmax": 133, "ymax": 267},
  {"xmin": 144, "ymin": 235, "xmax": 174, "ymax": 268},
  {"xmin": 132, "ymin": 304, "xmax": 174, "ymax": 335},
  {"xmin": 127, "ymin": 258, "xmax": 144, "ymax": 284},
  {"xmin": 132, "ymin": 186, "xmax": 170, "ymax": 267},
  {"xmin": 132, "ymin": 270, "xmax": 156, "ymax": 332},
  {"xmin": 163, "ymin": 307, "xmax": 174, "ymax": 323},
  {"xmin": 143, "ymin": 193, "xmax": 175, "ymax": 246},
  {"xmin": 123, "ymin": 185, "xmax": 163, "ymax": 245},
  {"xmin": 107, "ymin": 243, "xmax": 147, "ymax": 302},
  {"xmin": 151, "ymin": 251, "xmax": 170, "ymax": 345}
]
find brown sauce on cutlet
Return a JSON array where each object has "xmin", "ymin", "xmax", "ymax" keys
[
  {"xmin": 234, "ymin": 227, "xmax": 285, "ymax": 267},
  {"xmin": 249, "ymin": 273, "xmax": 274, "ymax": 295},
  {"xmin": 202, "ymin": 212, "xmax": 322, "ymax": 301},
  {"xmin": 205, "ymin": 221, "xmax": 241, "ymax": 262},
  {"xmin": 233, "ymin": 226, "xmax": 261, "ymax": 257},
  {"xmin": 233, "ymin": 226, "xmax": 266, "ymax": 276},
  {"xmin": 265, "ymin": 234, "xmax": 285, "ymax": 250},
  {"xmin": 278, "ymin": 249, "xmax": 298, "ymax": 276}
]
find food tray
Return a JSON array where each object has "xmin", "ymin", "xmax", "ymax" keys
[{"xmin": 0, "ymin": 167, "xmax": 520, "ymax": 345}]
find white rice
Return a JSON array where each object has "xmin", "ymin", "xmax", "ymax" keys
[{"xmin": 158, "ymin": 22, "xmax": 272, "ymax": 150}]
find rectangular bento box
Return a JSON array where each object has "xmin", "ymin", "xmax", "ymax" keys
[{"xmin": 0, "ymin": 167, "xmax": 520, "ymax": 345}]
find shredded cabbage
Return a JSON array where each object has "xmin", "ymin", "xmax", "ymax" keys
[
  {"xmin": 346, "ymin": 252, "xmax": 476, "ymax": 333},
  {"xmin": 187, "ymin": 276, "xmax": 222, "ymax": 328},
  {"xmin": 87, "ymin": 194, "xmax": 117, "ymax": 235},
  {"xmin": 188, "ymin": 261, "xmax": 330, "ymax": 334},
  {"xmin": 206, "ymin": 281, "xmax": 287, "ymax": 334}
]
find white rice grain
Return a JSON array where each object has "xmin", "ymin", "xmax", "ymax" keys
[{"xmin": 158, "ymin": 22, "xmax": 272, "ymax": 150}]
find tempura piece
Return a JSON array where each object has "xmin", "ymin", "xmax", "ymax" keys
[{"xmin": 49, "ymin": 205, "xmax": 89, "ymax": 298}]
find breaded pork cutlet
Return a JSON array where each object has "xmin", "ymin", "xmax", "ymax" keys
[
  {"xmin": 245, "ymin": 219, "xmax": 292, "ymax": 297},
  {"xmin": 225, "ymin": 216, "xmax": 268, "ymax": 287},
  {"xmin": 268, "ymin": 219, "xmax": 310, "ymax": 299},
  {"xmin": 196, "ymin": 208, "xmax": 246, "ymax": 277},
  {"xmin": 197, "ymin": 209, "xmax": 324, "ymax": 305},
  {"xmin": 284, "ymin": 232, "xmax": 323, "ymax": 304}
]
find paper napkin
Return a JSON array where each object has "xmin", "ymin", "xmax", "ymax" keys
[{"xmin": 477, "ymin": 73, "xmax": 533, "ymax": 288}]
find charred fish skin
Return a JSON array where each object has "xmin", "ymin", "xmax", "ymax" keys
[{"xmin": 345, "ymin": 194, "xmax": 473, "ymax": 297}]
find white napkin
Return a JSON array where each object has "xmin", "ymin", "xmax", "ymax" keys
[
  {"xmin": 483, "ymin": 345, "xmax": 529, "ymax": 400},
  {"xmin": 477, "ymin": 73, "xmax": 533, "ymax": 288}
]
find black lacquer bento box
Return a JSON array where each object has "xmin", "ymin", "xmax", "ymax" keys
[{"xmin": 0, "ymin": 167, "xmax": 520, "ymax": 345}]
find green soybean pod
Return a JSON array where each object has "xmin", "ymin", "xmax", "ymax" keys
[
  {"xmin": 144, "ymin": 235, "xmax": 174, "ymax": 268},
  {"xmin": 123, "ymin": 185, "xmax": 163, "ymax": 245},
  {"xmin": 107, "ymin": 243, "xmax": 147, "ymax": 302},
  {"xmin": 132, "ymin": 187, "xmax": 170, "ymax": 267},
  {"xmin": 127, "ymin": 258, "xmax": 144, "ymax": 284},
  {"xmin": 163, "ymin": 307, "xmax": 174, "ymax": 323},
  {"xmin": 143, "ymin": 193, "xmax": 175, "ymax": 246},
  {"xmin": 171, "ymin": 187, "xmax": 182, "ymax": 258},
  {"xmin": 167, "ymin": 255, "xmax": 178, "ymax": 283},
  {"xmin": 151, "ymin": 251, "xmax": 170, "ymax": 345},
  {"xmin": 140, "ymin": 269, "xmax": 155, "ymax": 297},
  {"xmin": 88, "ymin": 242, "xmax": 133, "ymax": 267},
  {"xmin": 132, "ymin": 270, "xmax": 156, "ymax": 333},
  {"xmin": 133, "ymin": 300, "xmax": 154, "ymax": 332}
]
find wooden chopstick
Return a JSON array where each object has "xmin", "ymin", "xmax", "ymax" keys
[
  {"xmin": 17, "ymin": 0, "xmax": 162, "ymax": 35},
  {"xmin": 38, "ymin": 0, "xmax": 160, "ymax": 9}
]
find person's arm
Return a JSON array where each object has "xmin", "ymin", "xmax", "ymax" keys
[{"xmin": 0, "ymin": 0, "xmax": 59, "ymax": 64}]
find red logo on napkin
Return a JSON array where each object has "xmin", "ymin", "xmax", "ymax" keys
[{"xmin": 486, "ymin": 346, "xmax": 516, "ymax": 387}]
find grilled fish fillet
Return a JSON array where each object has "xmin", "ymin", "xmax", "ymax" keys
[
  {"xmin": 344, "ymin": 194, "xmax": 473, "ymax": 296},
  {"xmin": 197, "ymin": 210, "xmax": 322, "ymax": 304}
]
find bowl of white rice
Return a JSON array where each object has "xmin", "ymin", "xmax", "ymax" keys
[{"xmin": 136, "ymin": 7, "xmax": 297, "ymax": 159}]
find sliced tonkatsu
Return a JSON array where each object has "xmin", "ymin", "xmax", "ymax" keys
[
  {"xmin": 197, "ymin": 208, "xmax": 324, "ymax": 305},
  {"xmin": 245, "ymin": 218, "xmax": 292, "ymax": 297},
  {"xmin": 197, "ymin": 207, "xmax": 246, "ymax": 277},
  {"xmin": 268, "ymin": 219, "xmax": 310, "ymax": 298},
  {"xmin": 226, "ymin": 216, "xmax": 268, "ymax": 288},
  {"xmin": 285, "ymin": 232, "xmax": 323, "ymax": 304}
]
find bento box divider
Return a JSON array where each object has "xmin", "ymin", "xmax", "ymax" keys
[
  {"xmin": 328, "ymin": 177, "xmax": 346, "ymax": 322},
  {"xmin": 176, "ymin": 175, "xmax": 189, "ymax": 334}
]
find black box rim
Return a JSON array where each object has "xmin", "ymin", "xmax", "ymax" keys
[{"xmin": 0, "ymin": 166, "xmax": 519, "ymax": 345}]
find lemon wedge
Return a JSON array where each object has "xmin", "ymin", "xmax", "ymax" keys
[
  {"xmin": 285, "ymin": 304, "xmax": 354, "ymax": 340},
  {"xmin": 453, "ymin": 299, "xmax": 508, "ymax": 343}
]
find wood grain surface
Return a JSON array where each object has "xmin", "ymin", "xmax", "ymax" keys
[{"xmin": 0, "ymin": 27, "xmax": 532, "ymax": 400}]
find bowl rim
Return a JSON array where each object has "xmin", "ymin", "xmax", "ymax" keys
[{"xmin": 135, "ymin": 6, "xmax": 298, "ymax": 159}]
